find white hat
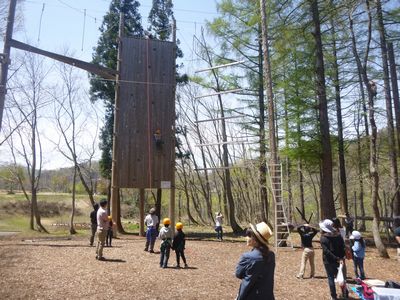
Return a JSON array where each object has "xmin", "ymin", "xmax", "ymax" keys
[
  {"xmin": 350, "ymin": 230, "xmax": 361, "ymax": 240},
  {"xmin": 319, "ymin": 219, "xmax": 335, "ymax": 233},
  {"xmin": 250, "ymin": 222, "xmax": 273, "ymax": 246}
]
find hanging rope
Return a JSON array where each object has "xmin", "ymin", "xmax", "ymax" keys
[
  {"xmin": 37, "ymin": 3, "xmax": 45, "ymax": 42},
  {"xmin": 81, "ymin": 9, "xmax": 86, "ymax": 51}
]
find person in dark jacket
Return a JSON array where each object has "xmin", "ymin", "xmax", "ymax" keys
[
  {"xmin": 89, "ymin": 203, "xmax": 99, "ymax": 246},
  {"xmin": 172, "ymin": 222, "xmax": 188, "ymax": 268},
  {"xmin": 296, "ymin": 224, "xmax": 318, "ymax": 279},
  {"xmin": 235, "ymin": 222, "xmax": 275, "ymax": 300},
  {"xmin": 320, "ymin": 219, "xmax": 346, "ymax": 300}
]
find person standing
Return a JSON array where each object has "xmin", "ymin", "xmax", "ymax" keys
[
  {"xmin": 172, "ymin": 222, "xmax": 188, "ymax": 268},
  {"xmin": 320, "ymin": 219, "xmax": 346, "ymax": 300},
  {"xmin": 296, "ymin": 224, "xmax": 318, "ymax": 279},
  {"xmin": 235, "ymin": 222, "xmax": 275, "ymax": 300},
  {"xmin": 159, "ymin": 217, "xmax": 174, "ymax": 268},
  {"xmin": 144, "ymin": 207, "xmax": 159, "ymax": 253},
  {"xmin": 344, "ymin": 213, "xmax": 354, "ymax": 238},
  {"xmin": 215, "ymin": 211, "xmax": 223, "ymax": 241},
  {"xmin": 96, "ymin": 199, "xmax": 109, "ymax": 261},
  {"xmin": 350, "ymin": 231, "xmax": 366, "ymax": 280},
  {"xmin": 89, "ymin": 203, "xmax": 99, "ymax": 246}
]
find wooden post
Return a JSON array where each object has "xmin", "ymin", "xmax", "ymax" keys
[
  {"xmin": 110, "ymin": 12, "xmax": 124, "ymax": 235},
  {"xmin": 139, "ymin": 188, "xmax": 145, "ymax": 236},
  {"xmin": 169, "ymin": 17, "xmax": 177, "ymax": 231},
  {"xmin": 0, "ymin": 0, "xmax": 17, "ymax": 131}
]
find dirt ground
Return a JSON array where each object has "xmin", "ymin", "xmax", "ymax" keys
[{"xmin": 0, "ymin": 234, "xmax": 399, "ymax": 300}]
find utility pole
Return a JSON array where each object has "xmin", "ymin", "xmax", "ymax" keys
[
  {"xmin": 110, "ymin": 12, "xmax": 124, "ymax": 235},
  {"xmin": 169, "ymin": 16, "xmax": 177, "ymax": 230},
  {"xmin": 0, "ymin": 0, "xmax": 17, "ymax": 132}
]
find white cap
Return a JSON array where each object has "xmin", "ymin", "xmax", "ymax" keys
[{"xmin": 350, "ymin": 230, "xmax": 361, "ymax": 240}]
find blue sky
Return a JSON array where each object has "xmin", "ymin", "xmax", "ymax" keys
[
  {"xmin": 14, "ymin": 0, "xmax": 220, "ymax": 72},
  {"xmin": 1, "ymin": 0, "xmax": 221, "ymax": 169}
]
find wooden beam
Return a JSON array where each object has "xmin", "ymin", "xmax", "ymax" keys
[
  {"xmin": 0, "ymin": 0, "xmax": 17, "ymax": 131},
  {"xmin": 9, "ymin": 39, "xmax": 117, "ymax": 80}
]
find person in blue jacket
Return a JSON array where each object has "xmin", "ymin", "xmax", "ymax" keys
[
  {"xmin": 235, "ymin": 222, "xmax": 275, "ymax": 300},
  {"xmin": 350, "ymin": 231, "xmax": 366, "ymax": 280}
]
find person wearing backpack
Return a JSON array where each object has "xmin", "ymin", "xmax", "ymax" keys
[
  {"xmin": 350, "ymin": 231, "xmax": 366, "ymax": 280},
  {"xmin": 320, "ymin": 219, "xmax": 346, "ymax": 300}
]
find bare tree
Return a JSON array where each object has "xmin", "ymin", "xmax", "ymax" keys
[
  {"xmin": 50, "ymin": 56, "xmax": 100, "ymax": 234},
  {"xmin": 4, "ymin": 51, "xmax": 49, "ymax": 232},
  {"xmin": 349, "ymin": 1, "xmax": 389, "ymax": 258}
]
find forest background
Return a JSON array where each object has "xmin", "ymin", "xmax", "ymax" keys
[{"xmin": 0, "ymin": 0, "xmax": 399, "ymax": 257}]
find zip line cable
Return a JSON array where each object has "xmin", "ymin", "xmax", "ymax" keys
[{"xmin": 37, "ymin": 3, "xmax": 45, "ymax": 42}]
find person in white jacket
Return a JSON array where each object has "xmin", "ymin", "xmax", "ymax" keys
[{"xmin": 159, "ymin": 218, "xmax": 174, "ymax": 268}]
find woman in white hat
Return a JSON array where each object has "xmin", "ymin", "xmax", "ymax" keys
[
  {"xmin": 319, "ymin": 219, "xmax": 346, "ymax": 300},
  {"xmin": 235, "ymin": 222, "xmax": 275, "ymax": 300}
]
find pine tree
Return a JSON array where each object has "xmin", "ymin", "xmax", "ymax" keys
[{"xmin": 90, "ymin": 0, "xmax": 143, "ymax": 183}]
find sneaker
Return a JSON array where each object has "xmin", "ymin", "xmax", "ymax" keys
[
  {"xmin": 149, "ymin": 250, "xmax": 155, "ymax": 253},
  {"xmin": 98, "ymin": 257, "xmax": 106, "ymax": 261},
  {"xmin": 144, "ymin": 248, "xmax": 148, "ymax": 252},
  {"xmin": 184, "ymin": 264, "xmax": 188, "ymax": 268},
  {"xmin": 296, "ymin": 275, "xmax": 303, "ymax": 279},
  {"xmin": 162, "ymin": 265, "xmax": 167, "ymax": 269},
  {"xmin": 175, "ymin": 264, "xmax": 181, "ymax": 268}
]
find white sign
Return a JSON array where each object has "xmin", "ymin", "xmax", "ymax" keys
[{"xmin": 161, "ymin": 181, "xmax": 171, "ymax": 189}]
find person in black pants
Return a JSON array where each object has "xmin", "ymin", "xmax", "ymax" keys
[
  {"xmin": 296, "ymin": 224, "xmax": 318, "ymax": 279},
  {"xmin": 320, "ymin": 219, "xmax": 345, "ymax": 300},
  {"xmin": 172, "ymin": 222, "xmax": 188, "ymax": 268},
  {"xmin": 89, "ymin": 203, "xmax": 99, "ymax": 246}
]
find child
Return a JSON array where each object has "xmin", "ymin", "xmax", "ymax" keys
[
  {"xmin": 106, "ymin": 216, "xmax": 113, "ymax": 247},
  {"xmin": 159, "ymin": 217, "xmax": 174, "ymax": 268},
  {"xmin": 350, "ymin": 230, "xmax": 366, "ymax": 280},
  {"xmin": 172, "ymin": 222, "xmax": 188, "ymax": 268}
]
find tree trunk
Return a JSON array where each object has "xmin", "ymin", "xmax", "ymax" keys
[
  {"xmin": 375, "ymin": 0, "xmax": 400, "ymax": 218},
  {"xmin": 349, "ymin": 1, "xmax": 388, "ymax": 257},
  {"xmin": 330, "ymin": 12, "xmax": 348, "ymax": 215},
  {"xmin": 69, "ymin": 166, "xmax": 77, "ymax": 234},
  {"xmin": 387, "ymin": 42, "xmax": 400, "ymax": 164},
  {"xmin": 355, "ymin": 99, "xmax": 366, "ymax": 231},
  {"xmin": 258, "ymin": 27, "xmax": 269, "ymax": 222},
  {"xmin": 309, "ymin": 0, "xmax": 335, "ymax": 219}
]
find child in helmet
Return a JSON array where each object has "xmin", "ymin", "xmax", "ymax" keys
[
  {"xmin": 106, "ymin": 216, "xmax": 113, "ymax": 247},
  {"xmin": 159, "ymin": 218, "xmax": 174, "ymax": 268},
  {"xmin": 172, "ymin": 222, "xmax": 188, "ymax": 268}
]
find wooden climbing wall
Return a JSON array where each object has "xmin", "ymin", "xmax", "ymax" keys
[{"xmin": 115, "ymin": 37, "xmax": 175, "ymax": 189}]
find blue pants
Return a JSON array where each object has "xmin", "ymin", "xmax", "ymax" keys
[
  {"xmin": 145, "ymin": 227, "xmax": 157, "ymax": 251},
  {"xmin": 353, "ymin": 257, "xmax": 365, "ymax": 279},
  {"xmin": 160, "ymin": 240, "xmax": 171, "ymax": 267}
]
